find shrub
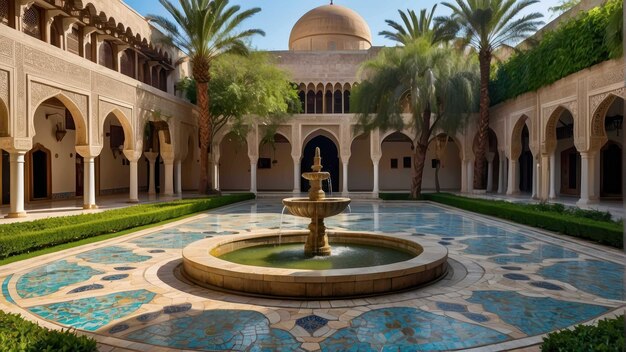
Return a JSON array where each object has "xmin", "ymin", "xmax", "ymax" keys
[
  {"xmin": 419, "ymin": 193, "xmax": 623, "ymax": 248},
  {"xmin": 0, "ymin": 194, "xmax": 255, "ymax": 259},
  {"xmin": 0, "ymin": 310, "xmax": 97, "ymax": 352},
  {"xmin": 542, "ymin": 315, "xmax": 624, "ymax": 352},
  {"xmin": 491, "ymin": 0, "xmax": 623, "ymax": 105}
]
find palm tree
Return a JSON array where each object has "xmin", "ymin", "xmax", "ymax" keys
[
  {"xmin": 380, "ymin": 5, "xmax": 458, "ymax": 45},
  {"xmin": 148, "ymin": 0, "xmax": 264, "ymax": 194},
  {"xmin": 437, "ymin": 0, "xmax": 542, "ymax": 190},
  {"xmin": 353, "ymin": 39, "xmax": 479, "ymax": 198}
]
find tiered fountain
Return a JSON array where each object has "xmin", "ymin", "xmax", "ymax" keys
[{"xmin": 182, "ymin": 148, "xmax": 448, "ymax": 298}]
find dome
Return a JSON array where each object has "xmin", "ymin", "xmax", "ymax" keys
[{"xmin": 289, "ymin": 4, "xmax": 372, "ymax": 51}]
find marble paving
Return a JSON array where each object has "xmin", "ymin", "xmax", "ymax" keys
[{"xmin": 0, "ymin": 200, "xmax": 624, "ymax": 351}]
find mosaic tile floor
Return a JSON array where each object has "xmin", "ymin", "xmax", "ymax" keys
[{"xmin": 1, "ymin": 200, "xmax": 624, "ymax": 351}]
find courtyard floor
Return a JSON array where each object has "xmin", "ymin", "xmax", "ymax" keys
[{"xmin": 0, "ymin": 199, "xmax": 624, "ymax": 351}]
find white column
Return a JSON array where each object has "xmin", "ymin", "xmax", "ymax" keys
[
  {"xmin": 342, "ymin": 161, "xmax": 349, "ymax": 196},
  {"xmin": 507, "ymin": 159, "xmax": 519, "ymax": 195},
  {"xmin": 549, "ymin": 152, "xmax": 557, "ymax": 199},
  {"xmin": 293, "ymin": 157, "xmax": 301, "ymax": 193},
  {"xmin": 486, "ymin": 152, "xmax": 495, "ymax": 192},
  {"xmin": 144, "ymin": 152, "xmax": 158, "ymax": 195},
  {"xmin": 578, "ymin": 151, "xmax": 600, "ymax": 206},
  {"xmin": 250, "ymin": 159, "xmax": 258, "ymax": 194},
  {"xmin": 6, "ymin": 151, "xmax": 26, "ymax": 218},
  {"xmin": 213, "ymin": 163, "xmax": 219, "ymax": 191},
  {"xmin": 175, "ymin": 160, "xmax": 182, "ymax": 195},
  {"xmin": 372, "ymin": 158, "xmax": 380, "ymax": 196},
  {"xmin": 467, "ymin": 160, "xmax": 474, "ymax": 193},
  {"xmin": 461, "ymin": 159, "xmax": 468, "ymax": 193},
  {"xmin": 163, "ymin": 159, "xmax": 174, "ymax": 196},
  {"xmin": 83, "ymin": 156, "xmax": 97, "ymax": 209},
  {"xmin": 497, "ymin": 152, "xmax": 505, "ymax": 194},
  {"xmin": 124, "ymin": 150, "xmax": 141, "ymax": 203}
]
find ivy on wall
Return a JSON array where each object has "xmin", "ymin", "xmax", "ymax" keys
[{"xmin": 490, "ymin": 0, "xmax": 623, "ymax": 105}]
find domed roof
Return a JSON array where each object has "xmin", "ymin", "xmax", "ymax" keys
[{"xmin": 289, "ymin": 4, "xmax": 372, "ymax": 51}]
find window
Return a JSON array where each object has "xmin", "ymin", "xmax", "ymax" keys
[
  {"xmin": 403, "ymin": 157, "xmax": 411, "ymax": 168},
  {"xmin": 120, "ymin": 50, "xmax": 135, "ymax": 78},
  {"xmin": 67, "ymin": 26, "xmax": 81, "ymax": 55},
  {"xmin": 390, "ymin": 158, "xmax": 398, "ymax": 169},
  {"xmin": 315, "ymin": 91, "xmax": 323, "ymax": 114},
  {"xmin": 99, "ymin": 40, "xmax": 114, "ymax": 69},
  {"xmin": 22, "ymin": 5, "xmax": 42, "ymax": 40},
  {"xmin": 50, "ymin": 18, "xmax": 61, "ymax": 48},
  {"xmin": 1, "ymin": 0, "xmax": 10, "ymax": 26},
  {"xmin": 325, "ymin": 91, "xmax": 332, "ymax": 113},
  {"xmin": 334, "ymin": 90, "xmax": 342, "ymax": 113},
  {"xmin": 343, "ymin": 90, "xmax": 351, "ymax": 113},
  {"xmin": 258, "ymin": 158, "xmax": 271, "ymax": 169},
  {"xmin": 306, "ymin": 91, "xmax": 315, "ymax": 114},
  {"xmin": 151, "ymin": 66, "xmax": 160, "ymax": 88},
  {"xmin": 298, "ymin": 91, "xmax": 305, "ymax": 113},
  {"xmin": 159, "ymin": 68, "xmax": 167, "ymax": 92}
]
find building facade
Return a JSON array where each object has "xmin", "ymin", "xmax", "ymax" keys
[{"xmin": 0, "ymin": 1, "xmax": 622, "ymax": 218}]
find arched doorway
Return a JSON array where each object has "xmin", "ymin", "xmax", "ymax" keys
[
  {"xmin": 598, "ymin": 96, "xmax": 623, "ymax": 199},
  {"xmin": 258, "ymin": 133, "xmax": 293, "ymax": 191},
  {"xmin": 219, "ymin": 132, "xmax": 249, "ymax": 191},
  {"xmin": 29, "ymin": 144, "xmax": 51, "ymax": 200},
  {"xmin": 424, "ymin": 134, "xmax": 462, "ymax": 191},
  {"xmin": 349, "ymin": 133, "xmax": 373, "ymax": 191},
  {"xmin": 301, "ymin": 135, "xmax": 339, "ymax": 193},
  {"xmin": 551, "ymin": 109, "xmax": 580, "ymax": 196},
  {"xmin": 519, "ymin": 125, "xmax": 533, "ymax": 193},
  {"xmin": 100, "ymin": 112, "xmax": 131, "ymax": 196},
  {"xmin": 380, "ymin": 131, "xmax": 412, "ymax": 192},
  {"xmin": 0, "ymin": 99, "xmax": 9, "ymax": 205}
]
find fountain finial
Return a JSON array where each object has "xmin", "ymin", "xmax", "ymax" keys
[{"xmin": 312, "ymin": 147, "xmax": 323, "ymax": 172}]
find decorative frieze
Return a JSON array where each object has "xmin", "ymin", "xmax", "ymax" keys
[
  {"xmin": 589, "ymin": 68, "xmax": 625, "ymax": 91},
  {"xmin": 93, "ymin": 73, "xmax": 135, "ymax": 104},
  {"xmin": 0, "ymin": 69, "xmax": 8, "ymax": 108},
  {"xmin": 23, "ymin": 46, "xmax": 90, "ymax": 90},
  {"xmin": 0, "ymin": 36, "xmax": 13, "ymax": 65}
]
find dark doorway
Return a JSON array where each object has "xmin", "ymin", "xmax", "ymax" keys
[
  {"xmin": 518, "ymin": 125, "xmax": 533, "ymax": 193},
  {"xmin": 601, "ymin": 142, "xmax": 622, "ymax": 197},
  {"xmin": 145, "ymin": 158, "xmax": 161, "ymax": 193},
  {"xmin": 560, "ymin": 147, "xmax": 580, "ymax": 196},
  {"xmin": 301, "ymin": 135, "xmax": 339, "ymax": 193},
  {"xmin": 75, "ymin": 155, "xmax": 84, "ymax": 197},
  {"xmin": 2, "ymin": 150, "xmax": 9, "ymax": 204},
  {"xmin": 32, "ymin": 149, "xmax": 49, "ymax": 199}
]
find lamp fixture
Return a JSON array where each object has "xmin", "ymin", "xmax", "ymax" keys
[
  {"xmin": 55, "ymin": 123, "xmax": 67, "ymax": 142},
  {"xmin": 112, "ymin": 144, "xmax": 124, "ymax": 159},
  {"xmin": 612, "ymin": 116, "xmax": 623, "ymax": 136}
]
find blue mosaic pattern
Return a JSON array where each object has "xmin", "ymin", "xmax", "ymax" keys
[
  {"xmin": 503, "ymin": 273, "xmax": 530, "ymax": 281},
  {"xmin": 296, "ymin": 315, "xmax": 329, "ymax": 334},
  {"xmin": 109, "ymin": 324, "xmax": 130, "ymax": 334},
  {"xmin": 136, "ymin": 311, "xmax": 161, "ymax": 322},
  {"xmin": 77, "ymin": 246, "xmax": 151, "ymax": 264},
  {"xmin": 17, "ymin": 260, "xmax": 104, "ymax": 298},
  {"xmin": 539, "ymin": 260, "xmax": 625, "ymax": 300},
  {"xmin": 102, "ymin": 274, "xmax": 129, "ymax": 281},
  {"xmin": 435, "ymin": 302, "xmax": 489, "ymax": 323},
  {"xmin": 28, "ymin": 290, "xmax": 156, "ymax": 331},
  {"xmin": 164, "ymin": 303, "xmax": 192, "ymax": 314},
  {"xmin": 461, "ymin": 235, "xmax": 529, "ymax": 256},
  {"xmin": 114, "ymin": 267, "xmax": 136, "ymax": 271},
  {"xmin": 320, "ymin": 307, "xmax": 508, "ymax": 351},
  {"xmin": 125, "ymin": 310, "xmax": 302, "ymax": 351},
  {"xmin": 68, "ymin": 284, "xmax": 104, "ymax": 294},
  {"xmin": 2, "ymin": 275, "xmax": 15, "ymax": 304},
  {"xmin": 492, "ymin": 244, "xmax": 579, "ymax": 265},
  {"xmin": 131, "ymin": 232, "xmax": 210, "ymax": 249},
  {"xmin": 530, "ymin": 282, "xmax": 563, "ymax": 291},
  {"xmin": 467, "ymin": 291, "xmax": 610, "ymax": 335}
]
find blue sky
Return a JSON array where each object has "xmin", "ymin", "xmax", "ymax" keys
[{"xmin": 124, "ymin": 0, "xmax": 564, "ymax": 50}]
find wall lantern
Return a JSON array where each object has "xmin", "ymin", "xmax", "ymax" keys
[
  {"xmin": 112, "ymin": 144, "xmax": 124, "ymax": 159},
  {"xmin": 46, "ymin": 113, "xmax": 67, "ymax": 142}
]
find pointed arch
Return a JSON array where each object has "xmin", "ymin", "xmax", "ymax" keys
[
  {"xmin": 32, "ymin": 91, "xmax": 88, "ymax": 145},
  {"xmin": 100, "ymin": 107, "xmax": 134, "ymax": 150}
]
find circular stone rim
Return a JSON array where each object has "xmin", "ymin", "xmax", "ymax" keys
[{"xmin": 182, "ymin": 230, "xmax": 448, "ymax": 299}]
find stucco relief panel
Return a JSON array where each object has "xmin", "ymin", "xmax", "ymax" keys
[
  {"xmin": 589, "ymin": 68, "xmax": 625, "ymax": 91},
  {"xmin": 0, "ymin": 36, "xmax": 14, "ymax": 66},
  {"xmin": 0, "ymin": 69, "xmax": 8, "ymax": 107},
  {"xmin": 93, "ymin": 73, "xmax": 135, "ymax": 104},
  {"xmin": 23, "ymin": 46, "xmax": 90, "ymax": 90},
  {"xmin": 15, "ymin": 43, "xmax": 25, "ymax": 137},
  {"xmin": 588, "ymin": 88, "xmax": 625, "ymax": 151}
]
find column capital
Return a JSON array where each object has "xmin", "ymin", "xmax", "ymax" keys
[
  {"xmin": 75, "ymin": 145, "xmax": 102, "ymax": 159},
  {"xmin": 143, "ymin": 151, "xmax": 159, "ymax": 163},
  {"xmin": 1, "ymin": 137, "xmax": 32, "ymax": 153},
  {"xmin": 123, "ymin": 149, "xmax": 142, "ymax": 162}
]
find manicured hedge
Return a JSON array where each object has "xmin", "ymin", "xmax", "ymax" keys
[
  {"xmin": 542, "ymin": 315, "xmax": 624, "ymax": 351},
  {"xmin": 421, "ymin": 193, "xmax": 623, "ymax": 248},
  {"xmin": 490, "ymin": 0, "xmax": 623, "ymax": 105},
  {"xmin": 0, "ymin": 310, "xmax": 97, "ymax": 352},
  {"xmin": 0, "ymin": 194, "xmax": 255, "ymax": 259}
]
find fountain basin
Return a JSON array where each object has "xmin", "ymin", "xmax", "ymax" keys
[
  {"xmin": 182, "ymin": 231, "xmax": 448, "ymax": 299},
  {"xmin": 282, "ymin": 197, "xmax": 351, "ymax": 218}
]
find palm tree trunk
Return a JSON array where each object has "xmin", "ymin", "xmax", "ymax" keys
[
  {"xmin": 473, "ymin": 49, "xmax": 492, "ymax": 190},
  {"xmin": 197, "ymin": 81, "xmax": 210, "ymax": 194},
  {"xmin": 411, "ymin": 109, "xmax": 432, "ymax": 199},
  {"xmin": 435, "ymin": 163, "xmax": 441, "ymax": 192}
]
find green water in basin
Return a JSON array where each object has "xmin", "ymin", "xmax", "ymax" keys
[{"xmin": 218, "ymin": 243, "xmax": 415, "ymax": 270}]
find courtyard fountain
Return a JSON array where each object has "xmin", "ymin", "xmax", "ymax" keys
[{"xmin": 182, "ymin": 148, "xmax": 448, "ymax": 298}]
